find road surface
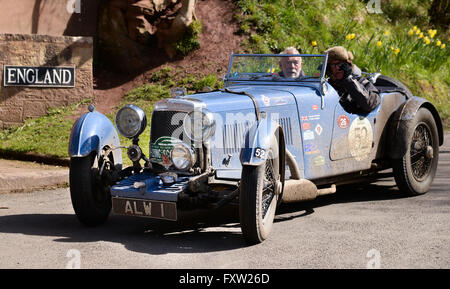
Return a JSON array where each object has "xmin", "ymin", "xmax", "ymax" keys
[{"xmin": 0, "ymin": 133, "xmax": 449, "ymax": 269}]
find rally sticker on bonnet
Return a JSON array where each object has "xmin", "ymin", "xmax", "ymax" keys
[{"xmin": 150, "ymin": 136, "xmax": 182, "ymax": 168}]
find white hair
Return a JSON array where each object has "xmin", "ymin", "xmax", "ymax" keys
[{"xmin": 280, "ymin": 47, "xmax": 300, "ymax": 54}]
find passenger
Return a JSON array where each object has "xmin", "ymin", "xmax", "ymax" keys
[
  {"xmin": 325, "ymin": 46, "xmax": 380, "ymax": 114},
  {"xmin": 278, "ymin": 47, "xmax": 305, "ymax": 78}
]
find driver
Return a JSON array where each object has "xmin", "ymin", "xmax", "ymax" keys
[
  {"xmin": 325, "ymin": 46, "xmax": 380, "ymax": 114},
  {"xmin": 278, "ymin": 47, "xmax": 305, "ymax": 78}
]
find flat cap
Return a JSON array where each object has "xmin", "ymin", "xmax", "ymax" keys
[{"xmin": 325, "ymin": 46, "xmax": 354, "ymax": 64}]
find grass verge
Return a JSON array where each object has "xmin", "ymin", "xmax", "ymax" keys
[{"xmin": 0, "ymin": 73, "xmax": 224, "ymax": 166}]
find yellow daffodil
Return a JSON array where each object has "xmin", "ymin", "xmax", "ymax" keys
[
  {"xmin": 436, "ymin": 40, "xmax": 442, "ymax": 46},
  {"xmin": 413, "ymin": 26, "xmax": 418, "ymax": 31},
  {"xmin": 384, "ymin": 30, "xmax": 390, "ymax": 36},
  {"xmin": 424, "ymin": 37, "xmax": 431, "ymax": 45},
  {"xmin": 428, "ymin": 29, "xmax": 437, "ymax": 38},
  {"xmin": 408, "ymin": 29, "xmax": 414, "ymax": 36},
  {"xmin": 415, "ymin": 29, "xmax": 421, "ymax": 35},
  {"xmin": 419, "ymin": 32, "xmax": 424, "ymax": 38},
  {"xmin": 394, "ymin": 48, "xmax": 400, "ymax": 55},
  {"xmin": 346, "ymin": 33, "xmax": 356, "ymax": 40},
  {"xmin": 312, "ymin": 41, "xmax": 317, "ymax": 47},
  {"xmin": 442, "ymin": 44, "xmax": 446, "ymax": 49},
  {"xmin": 377, "ymin": 41, "xmax": 382, "ymax": 47}
]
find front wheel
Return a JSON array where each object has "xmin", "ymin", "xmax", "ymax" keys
[
  {"xmin": 239, "ymin": 139, "xmax": 281, "ymax": 244},
  {"xmin": 69, "ymin": 152, "xmax": 113, "ymax": 226},
  {"xmin": 392, "ymin": 108, "xmax": 439, "ymax": 195}
]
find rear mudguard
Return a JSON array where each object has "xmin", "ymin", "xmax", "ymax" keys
[
  {"xmin": 388, "ymin": 96, "xmax": 444, "ymax": 159},
  {"xmin": 240, "ymin": 118, "xmax": 285, "ymax": 168},
  {"xmin": 69, "ymin": 110, "xmax": 122, "ymax": 168}
]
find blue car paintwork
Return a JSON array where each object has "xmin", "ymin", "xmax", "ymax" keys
[
  {"xmin": 111, "ymin": 171, "xmax": 190, "ymax": 202},
  {"xmin": 68, "ymin": 110, "xmax": 122, "ymax": 166},
  {"xmin": 81, "ymin": 82, "xmax": 400, "ymax": 202},
  {"xmin": 239, "ymin": 118, "xmax": 283, "ymax": 166},
  {"xmin": 185, "ymin": 85, "xmax": 307, "ymax": 179}
]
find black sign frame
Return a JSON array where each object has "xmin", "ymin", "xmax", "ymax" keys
[{"xmin": 3, "ymin": 65, "xmax": 76, "ymax": 88}]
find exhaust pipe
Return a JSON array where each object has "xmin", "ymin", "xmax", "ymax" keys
[{"xmin": 281, "ymin": 149, "xmax": 336, "ymax": 203}]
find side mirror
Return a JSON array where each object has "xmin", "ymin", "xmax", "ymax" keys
[
  {"xmin": 370, "ymin": 72, "xmax": 381, "ymax": 84},
  {"xmin": 170, "ymin": 87, "xmax": 187, "ymax": 98}
]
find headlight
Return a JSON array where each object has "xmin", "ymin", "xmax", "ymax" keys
[
  {"xmin": 183, "ymin": 109, "xmax": 216, "ymax": 142},
  {"xmin": 171, "ymin": 143, "xmax": 196, "ymax": 170},
  {"xmin": 115, "ymin": 104, "xmax": 147, "ymax": 139}
]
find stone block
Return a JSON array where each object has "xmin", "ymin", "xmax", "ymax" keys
[
  {"xmin": 46, "ymin": 100, "xmax": 69, "ymax": 109},
  {"xmin": 23, "ymin": 100, "xmax": 48, "ymax": 118},
  {"xmin": 2, "ymin": 121, "xmax": 23, "ymax": 129},
  {"xmin": 70, "ymin": 46, "xmax": 93, "ymax": 69},
  {"xmin": 0, "ymin": 106, "xmax": 23, "ymax": 123},
  {"xmin": 2, "ymin": 87, "xmax": 44, "ymax": 104}
]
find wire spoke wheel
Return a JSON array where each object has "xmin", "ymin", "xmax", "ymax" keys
[
  {"xmin": 262, "ymin": 151, "xmax": 276, "ymax": 219},
  {"xmin": 240, "ymin": 137, "xmax": 281, "ymax": 244},
  {"xmin": 393, "ymin": 108, "xmax": 439, "ymax": 196},
  {"xmin": 410, "ymin": 123, "xmax": 433, "ymax": 182}
]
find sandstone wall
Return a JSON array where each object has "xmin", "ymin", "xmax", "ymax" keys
[{"xmin": 0, "ymin": 34, "xmax": 93, "ymax": 128}]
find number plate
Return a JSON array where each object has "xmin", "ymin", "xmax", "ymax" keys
[{"xmin": 112, "ymin": 197, "xmax": 177, "ymax": 221}]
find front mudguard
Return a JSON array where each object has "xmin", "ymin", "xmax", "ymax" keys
[
  {"xmin": 240, "ymin": 118, "xmax": 285, "ymax": 167},
  {"xmin": 388, "ymin": 96, "xmax": 444, "ymax": 159},
  {"xmin": 68, "ymin": 110, "xmax": 122, "ymax": 169}
]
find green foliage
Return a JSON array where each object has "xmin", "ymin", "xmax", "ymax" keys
[
  {"xmin": 124, "ymin": 84, "xmax": 171, "ymax": 102},
  {"xmin": 149, "ymin": 67, "xmax": 172, "ymax": 83},
  {"xmin": 178, "ymin": 74, "xmax": 224, "ymax": 93},
  {"xmin": 0, "ymin": 100, "xmax": 91, "ymax": 158},
  {"xmin": 175, "ymin": 20, "xmax": 203, "ymax": 56},
  {"xmin": 235, "ymin": 0, "xmax": 450, "ymax": 125}
]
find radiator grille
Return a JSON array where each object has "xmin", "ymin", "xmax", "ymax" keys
[
  {"xmin": 150, "ymin": 110, "xmax": 187, "ymax": 143},
  {"xmin": 222, "ymin": 117, "xmax": 293, "ymax": 154}
]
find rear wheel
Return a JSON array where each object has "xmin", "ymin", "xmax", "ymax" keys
[
  {"xmin": 392, "ymin": 108, "xmax": 439, "ymax": 195},
  {"xmin": 240, "ymin": 138, "xmax": 281, "ymax": 244},
  {"xmin": 70, "ymin": 151, "xmax": 113, "ymax": 226}
]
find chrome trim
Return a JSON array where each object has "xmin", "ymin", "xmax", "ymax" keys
[
  {"xmin": 115, "ymin": 104, "xmax": 147, "ymax": 139},
  {"xmin": 171, "ymin": 142, "xmax": 197, "ymax": 171}
]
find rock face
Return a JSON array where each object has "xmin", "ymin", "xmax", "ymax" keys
[{"xmin": 98, "ymin": 0, "xmax": 196, "ymax": 72}]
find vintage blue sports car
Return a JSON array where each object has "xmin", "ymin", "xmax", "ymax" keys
[{"xmin": 68, "ymin": 53, "xmax": 443, "ymax": 244}]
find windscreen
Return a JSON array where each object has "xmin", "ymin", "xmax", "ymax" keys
[{"xmin": 226, "ymin": 54, "xmax": 327, "ymax": 82}]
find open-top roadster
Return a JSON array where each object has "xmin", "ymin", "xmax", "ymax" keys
[{"xmin": 69, "ymin": 54, "xmax": 443, "ymax": 244}]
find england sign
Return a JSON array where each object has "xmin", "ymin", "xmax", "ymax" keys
[{"xmin": 3, "ymin": 66, "xmax": 75, "ymax": 88}]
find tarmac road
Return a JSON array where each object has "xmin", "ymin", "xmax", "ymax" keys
[{"xmin": 0, "ymin": 133, "xmax": 449, "ymax": 269}]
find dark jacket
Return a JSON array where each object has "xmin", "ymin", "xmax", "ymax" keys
[{"xmin": 329, "ymin": 65, "xmax": 380, "ymax": 114}]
